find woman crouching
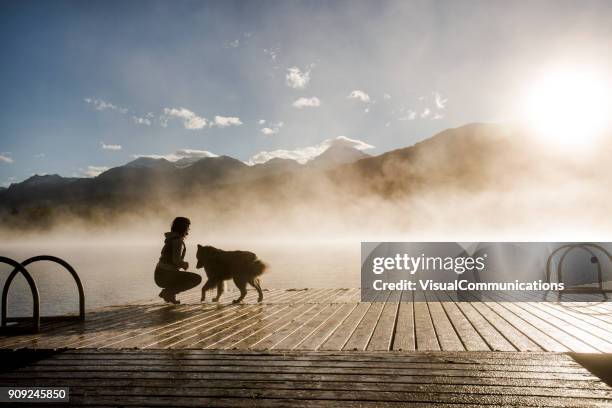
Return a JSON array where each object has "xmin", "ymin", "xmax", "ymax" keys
[{"xmin": 154, "ymin": 217, "xmax": 202, "ymax": 304}]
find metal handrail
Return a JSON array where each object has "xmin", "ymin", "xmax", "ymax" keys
[
  {"xmin": 0, "ymin": 256, "xmax": 40, "ymax": 332},
  {"xmin": 546, "ymin": 243, "xmax": 612, "ymax": 301},
  {"xmin": 1, "ymin": 255, "xmax": 84, "ymax": 334}
]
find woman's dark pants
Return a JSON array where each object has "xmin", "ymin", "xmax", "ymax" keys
[{"xmin": 155, "ymin": 267, "xmax": 202, "ymax": 295}]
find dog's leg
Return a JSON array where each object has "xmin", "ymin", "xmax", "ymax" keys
[
  {"xmin": 250, "ymin": 278, "xmax": 264, "ymax": 302},
  {"xmin": 233, "ymin": 277, "xmax": 247, "ymax": 303},
  {"xmin": 201, "ymin": 279, "xmax": 216, "ymax": 303},
  {"xmin": 213, "ymin": 281, "xmax": 224, "ymax": 302}
]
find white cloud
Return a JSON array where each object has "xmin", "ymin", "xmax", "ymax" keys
[
  {"xmin": 399, "ymin": 110, "xmax": 417, "ymax": 121},
  {"xmin": 133, "ymin": 149, "xmax": 219, "ymax": 162},
  {"xmin": 262, "ymin": 123, "xmax": 283, "ymax": 135},
  {"xmin": 133, "ymin": 116, "xmax": 152, "ymax": 126},
  {"xmin": 264, "ymin": 48, "xmax": 279, "ymax": 62},
  {"xmin": 34, "ymin": 153, "xmax": 45, "ymax": 158},
  {"xmin": 0, "ymin": 153, "xmax": 13, "ymax": 163},
  {"xmin": 161, "ymin": 109, "xmax": 241, "ymax": 129},
  {"xmin": 84, "ymin": 97, "xmax": 128, "ymax": 114},
  {"xmin": 292, "ymin": 97, "xmax": 321, "ymax": 108},
  {"xmin": 383, "ymin": 93, "xmax": 391, "ymax": 100},
  {"xmin": 226, "ymin": 39, "xmax": 240, "ymax": 48},
  {"xmin": 247, "ymin": 135, "xmax": 374, "ymax": 165},
  {"xmin": 159, "ymin": 116, "xmax": 169, "ymax": 128},
  {"xmin": 258, "ymin": 119, "xmax": 266, "ymax": 125},
  {"xmin": 348, "ymin": 90, "xmax": 371, "ymax": 103},
  {"xmin": 421, "ymin": 108, "xmax": 431, "ymax": 118},
  {"xmin": 432, "ymin": 113, "xmax": 444, "ymax": 120},
  {"xmin": 434, "ymin": 92, "xmax": 448, "ymax": 109},
  {"xmin": 286, "ymin": 66, "xmax": 311, "ymax": 89},
  {"xmin": 212, "ymin": 115, "xmax": 243, "ymax": 127},
  {"xmin": 100, "ymin": 142, "xmax": 122, "ymax": 151},
  {"xmin": 84, "ymin": 166, "xmax": 109, "ymax": 177},
  {"xmin": 260, "ymin": 121, "xmax": 284, "ymax": 135},
  {"xmin": 163, "ymin": 107, "xmax": 207, "ymax": 130}
]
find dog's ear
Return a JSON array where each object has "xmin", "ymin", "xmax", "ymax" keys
[{"xmin": 197, "ymin": 244, "xmax": 202, "ymax": 248}]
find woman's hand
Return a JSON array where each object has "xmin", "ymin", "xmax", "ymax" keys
[{"xmin": 182, "ymin": 261, "xmax": 189, "ymax": 270}]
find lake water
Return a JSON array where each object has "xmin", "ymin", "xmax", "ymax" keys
[{"xmin": 0, "ymin": 240, "xmax": 360, "ymax": 317}]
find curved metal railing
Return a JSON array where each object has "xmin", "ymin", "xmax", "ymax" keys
[
  {"xmin": 0, "ymin": 256, "xmax": 41, "ymax": 333},
  {"xmin": 1, "ymin": 255, "xmax": 84, "ymax": 334},
  {"xmin": 546, "ymin": 243, "xmax": 612, "ymax": 301}
]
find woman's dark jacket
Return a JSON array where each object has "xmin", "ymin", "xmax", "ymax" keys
[{"xmin": 157, "ymin": 231, "xmax": 188, "ymax": 271}]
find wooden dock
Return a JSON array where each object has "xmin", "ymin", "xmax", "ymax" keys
[
  {"xmin": 2, "ymin": 288, "xmax": 612, "ymax": 352},
  {"xmin": 2, "ymin": 288, "xmax": 612, "ymax": 407},
  {"xmin": 2, "ymin": 349, "xmax": 611, "ymax": 407}
]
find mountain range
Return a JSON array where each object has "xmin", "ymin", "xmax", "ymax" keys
[
  {"xmin": 1, "ymin": 122, "xmax": 596, "ymax": 227},
  {"xmin": 0, "ymin": 142, "xmax": 372, "ymax": 212}
]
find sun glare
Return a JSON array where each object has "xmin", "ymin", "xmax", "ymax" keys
[{"xmin": 522, "ymin": 67, "xmax": 611, "ymax": 148}]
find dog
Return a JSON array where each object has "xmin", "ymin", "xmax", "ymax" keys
[{"xmin": 196, "ymin": 244, "xmax": 266, "ymax": 303}]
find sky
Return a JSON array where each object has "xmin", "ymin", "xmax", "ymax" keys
[{"xmin": 0, "ymin": 0, "xmax": 611, "ymax": 186}]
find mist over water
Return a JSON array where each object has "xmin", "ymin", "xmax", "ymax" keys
[
  {"xmin": 0, "ymin": 238, "xmax": 360, "ymax": 317},
  {"xmin": 3, "ymin": 179, "xmax": 611, "ymax": 317},
  {"xmin": 2, "ymin": 125, "xmax": 612, "ymax": 315}
]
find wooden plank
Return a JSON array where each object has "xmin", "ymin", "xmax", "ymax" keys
[
  {"xmin": 452, "ymin": 299, "xmax": 516, "ymax": 352},
  {"xmin": 319, "ymin": 303, "xmax": 371, "ymax": 351},
  {"xmin": 0, "ymin": 289, "xmax": 288, "ymax": 350},
  {"xmin": 435, "ymin": 292, "xmax": 489, "ymax": 351},
  {"xmin": 246, "ymin": 289, "xmax": 354, "ymax": 349},
  {"xmin": 177, "ymin": 305, "xmax": 290, "ymax": 349},
  {"xmin": 140, "ymin": 305, "xmax": 282, "ymax": 349},
  {"xmin": 497, "ymin": 292, "xmax": 612, "ymax": 349},
  {"xmin": 88, "ymin": 305, "xmax": 249, "ymax": 349},
  {"xmin": 425, "ymin": 291, "xmax": 464, "ymax": 351},
  {"xmin": 540, "ymin": 302, "xmax": 612, "ymax": 336},
  {"xmin": 271, "ymin": 305, "xmax": 343, "ymax": 350},
  {"xmin": 3, "ymin": 365, "xmax": 600, "ymax": 384},
  {"xmin": 56, "ymin": 389, "xmax": 612, "ymax": 408},
  {"xmin": 332, "ymin": 288, "xmax": 360, "ymax": 303},
  {"xmin": 366, "ymin": 300, "xmax": 399, "ymax": 351},
  {"xmin": 5, "ymin": 377, "xmax": 612, "ymax": 399},
  {"xmin": 0, "ymin": 304, "xmax": 168, "ymax": 349},
  {"xmin": 343, "ymin": 296, "xmax": 388, "ymax": 351},
  {"xmin": 207, "ymin": 290, "xmax": 343, "ymax": 350},
  {"xmin": 492, "ymin": 301, "xmax": 599, "ymax": 352},
  {"xmin": 505, "ymin": 292, "xmax": 612, "ymax": 332},
  {"xmin": 166, "ymin": 289, "xmax": 336, "ymax": 349},
  {"xmin": 232, "ymin": 303, "xmax": 326, "ymax": 350},
  {"xmin": 392, "ymin": 291, "xmax": 415, "ymax": 351},
  {"xmin": 25, "ymin": 349, "xmax": 589, "ymax": 366},
  {"xmin": 5, "ymin": 286, "xmax": 612, "ymax": 354},
  {"xmin": 6, "ymin": 359, "xmax": 599, "ymax": 381},
  {"xmin": 145, "ymin": 306, "xmax": 278, "ymax": 349},
  {"xmin": 25, "ymin": 357, "xmax": 592, "ymax": 374},
  {"xmin": 2, "ymin": 349, "xmax": 610, "ymax": 408},
  {"xmin": 12, "ymin": 394, "xmax": 511, "ymax": 408},
  {"xmin": 295, "ymin": 303, "xmax": 359, "ymax": 351},
  {"xmin": 507, "ymin": 302, "xmax": 612, "ymax": 352},
  {"xmin": 414, "ymin": 298, "xmax": 440, "ymax": 351},
  {"xmin": 470, "ymin": 301, "xmax": 547, "ymax": 351},
  {"xmin": 2, "ymin": 347, "xmax": 591, "ymax": 364}
]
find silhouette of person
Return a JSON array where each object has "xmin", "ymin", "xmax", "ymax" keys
[{"xmin": 154, "ymin": 217, "xmax": 202, "ymax": 304}]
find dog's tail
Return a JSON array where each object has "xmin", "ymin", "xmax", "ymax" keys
[{"xmin": 253, "ymin": 259, "xmax": 267, "ymax": 276}]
